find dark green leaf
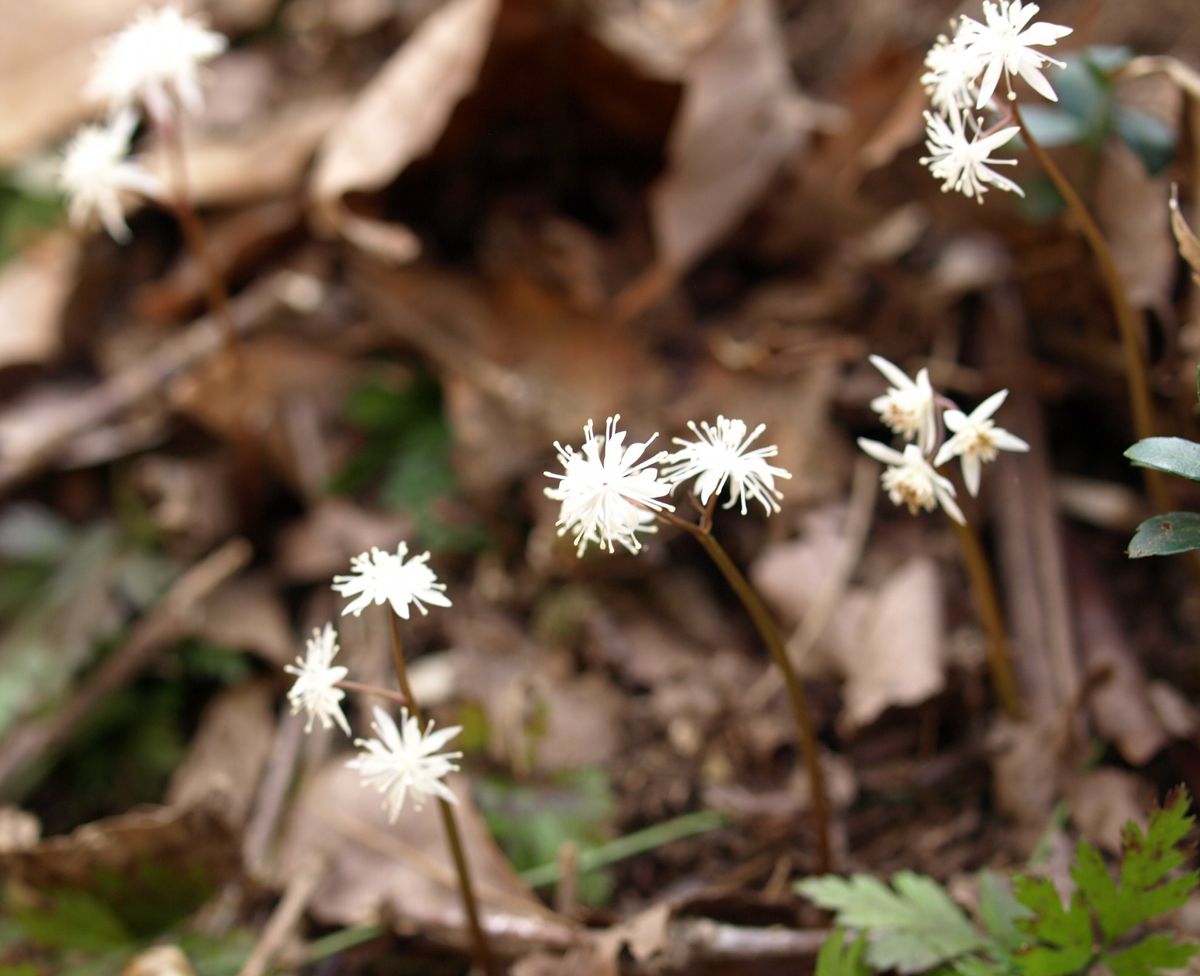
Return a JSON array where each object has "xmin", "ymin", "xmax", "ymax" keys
[
  {"xmin": 1018, "ymin": 106, "xmax": 1087, "ymax": 147},
  {"xmin": 1125, "ymin": 437, "xmax": 1200, "ymax": 480},
  {"xmin": 1012, "ymin": 878, "xmax": 1093, "ymax": 976},
  {"xmin": 1114, "ymin": 107, "xmax": 1176, "ymax": 175},
  {"xmin": 14, "ymin": 891, "xmax": 131, "ymax": 953},
  {"xmin": 1103, "ymin": 935, "xmax": 1197, "ymax": 976},
  {"xmin": 1127, "ymin": 512, "xmax": 1200, "ymax": 558}
]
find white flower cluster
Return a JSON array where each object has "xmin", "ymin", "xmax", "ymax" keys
[
  {"xmin": 858, "ymin": 355, "xmax": 1028, "ymax": 524},
  {"xmin": 281, "ymin": 544, "xmax": 462, "ymax": 820},
  {"xmin": 56, "ymin": 4, "xmax": 228, "ymax": 241},
  {"xmin": 919, "ymin": 1, "xmax": 1071, "ymax": 202},
  {"xmin": 544, "ymin": 413, "xmax": 793, "ymax": 556}
]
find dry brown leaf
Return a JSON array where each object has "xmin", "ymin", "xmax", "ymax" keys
[
  {"xmin": 647, "ymin": 0, "xmax": 806, "ymax": 273},
  {"xmin": 1170, "ymin": 185, "xmax": 1200, "ymax": 286},
  {"xmin": 840, "ymin": 555, "xmax": 945, "ymax": 731},
  {"xmin": 170, "ymin": 335, "xmax": 359, "ymax": 495},
  {"xmin": 279, "ymin": 763, "xmax": 576, "ymax": 956},
  {"xmin": 0, "ymin": 1, "xmax": 143, "ymax": 162},
  {"xmin": 989, "ymin": 717, "xmax": 1062, "ymax": 829},
  {"xmin": 311, "ymin": 0, "xmax": 500, "ymax": 235},
  {"xmin": 276, "ymin": 500, "xmax": 416, "ymax": 584},
  {"xmin": 0, "ymin": 233, "xmax": 76, "ymax": 368},
  {"xmin": 1066, "ymin": 768, "xmax": 1149, "ymax": 855},
  {"xmin": 167, "ymin": 681, "xmax": 275, "ymax": 823},
  {"xmin": 1, "ymin": 803, "xmax": 239, "ymax": 893},
  {"xmin": 1096, "ymin": 87, "xmax": 1178, "ymax": 315},
  {"xmin": 150, "ymin": 96, "xmax": 347, "ymax": 207},
  {"xmin": 194, "ymin": 572, "xmax": 295, "ymax": 665}
]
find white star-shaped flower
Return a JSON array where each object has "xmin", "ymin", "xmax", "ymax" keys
[
  {"xmin": 284, "ymin": 623, "xmax": 351, "ymax": 736},
  {"xmin": 920, "ymin": 110, "xmax": 1023, "ymax": 203},
  {"xmin": 57, "ymin": 109, "xmax": 164, "ymax": 242},
  {"xmin": 868, "ymin": 355, "xmax": 939, "ymax": 454},
  {"xmin": 662, "ymin": 416, "xmax": 792, "ymax": 516},
  {"xmin": 544, "ymin": 415, "xmax": 674, "ymax": 556},
  {"xmin": 88, "ymin": 3, "xmax": 228, "ymax": 121},
  {"xmin": 933, "ymin": 389, "xmax": 1029, "ymax": 496},
  {"xmin": 922, "ymin": 30, "xmax": 982, "ymax": 117},
  {"xmin": 347, "ymin": 706, "xmax": 463, "ymax": 820},
  {"xmin": 958, "ymin": 0, "xmax": 1072, "ymax": 109},
  {"xmin": 858, "ymin": 439, "xmax": 966, "ymax": 525},
  {"xmin": 332, "ymin": 543, "xmax": 452, "ymax": 619}
]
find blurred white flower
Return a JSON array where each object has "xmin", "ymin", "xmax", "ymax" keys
[
  {"xmin": 922, "ymin": 30, "xmax": 981, "ymax": 117},
  {"xmin": 663, "ymin": 416, "xmax": 792, "ymax": 516},
  {"xmin": 920, "ymin": 110, "xmax": 1023, "ymax": 202},
  {"xmin": 347, "ymin": 706, "xmax": 462, "ymax": 820},
  {"xmin": 868, "ymin": 355, "xmax": 939, "ymax": 453},
  {"xmin": 544, "ymin": 415, "xmax": 673, "ymax": 556},
  {"xmin": 332, "ymin": 544, "xmax": 452, "ymax": 619},
  {"xmin": 284, "ymin": 623, "xmax": 350, "ymax": 736},
  {"xmin": 858, "ymin": 439, "xmax": 966, "ymax": 525},
  {"xmin": 88, "ymin": 3, "xmax": 228, "ymax": 120},
  {"xmin": 934, "ymin": 389, "xmax": 1029, "ymax": 496},
  {"xmin": 958, "ymin": 0, "xmax": 1071, "ymax": 108},
  {"xmin": 57, "ymin": 109, "xmax": 163, "ymax": 242}
]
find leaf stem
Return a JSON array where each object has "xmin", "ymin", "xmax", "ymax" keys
[
  {"xmin": 657, "ymin": 509, "xmax": 833, "ymax": 873},
  {"xmin": 386, "ymin": 613, "xmax": 496, "ymax": 976}
]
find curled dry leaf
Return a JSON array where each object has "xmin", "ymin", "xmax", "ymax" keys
[
  {"xmin": 0, "ymin": 802, "xmax": 239, "ymax": 896},
  {"xmin": 647, "ymin": 0, "xmax": 808, "ymax": 274},
  {"xmin": 310, "ymin": 0, "xmax": 500, "ymax": 244},
  {"xmin": 1170, "ymin": 185, "xmax": 1200, "ymax": 286}
]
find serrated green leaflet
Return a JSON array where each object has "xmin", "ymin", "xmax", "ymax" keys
[
  {"xmin": 797, "ymin": 871, "xmax": 985, "ymax": 973},
  {"xmin": 816, "ymin": 928, "xmax": 871, "ymax": 976},
  {"xmin": 1103, "ymin": 935, "xmax": 1196, "ymax": 976},
  {"xmin": 1011, "ymin": 878, "xmax": 1093, "ymax": 976}
]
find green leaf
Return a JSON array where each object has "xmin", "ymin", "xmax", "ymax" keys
[
  {"xmin": 816, "ymin": 928, "xmax": 871, "ymax": 976},
  {"xmin": 1125, "ymin": 437, "xmax": 1200, "ymax": 481},
  {"xmin": 1011, "ymin": 877, "xmax": 1093, "ymax": 976},
  {"xmin": 977, "ymin": 871, "xmax": 1033, "ymax": 952},
  {"xmin": 1018, "ymin": 106, "xmax": 1087, "ymax": 147},
  {"xmin": 1103, "ymin": 935, "xmax": 1197, "ymax": 976},
  {"xmin": 1114, "ymin": 107, "xmax": 1176, "ymax": 176},
  {"xmin": 1114, "ymin": 790, "xmax": 1199, "ymax": 924},
  {"xmin": 797, "ymin": 872, "xmax": 986, "ymax": 974},
  {"xmin": 1128, "ymin": 512, "xmax": 1200, "ymax": 558},
  {"xmin": 1069, "ymin": 840, "xmax": 1124, "ymax": 939},
  {"xmin": 14, "ymin": 890, "xmax": 132, "ymax": 953}
]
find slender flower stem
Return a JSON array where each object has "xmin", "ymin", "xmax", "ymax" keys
[
  {"xmin": 657, "ymin": 510, "xmax": 833, "ymax": 873},
  {"xmin": 159, "ymin": 112, "xmax": 242, "ymax": 371},
  {"xmin": 333, "ymin": 679, "xmax": 409, "ymax": 708},
  {"xmin": 948, "ymin": 518, "xmax": 1021, "ymax": 719},
  {"xmin": 1010, "ymin": 99, "xmax": 1170, "ymax": 514},
  {"xmin": 386, "ymin": 614, "xmax": 496, "ymax": 976}
]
